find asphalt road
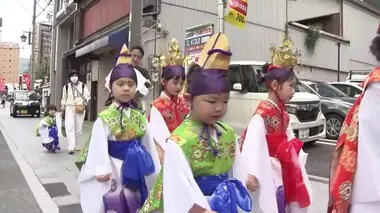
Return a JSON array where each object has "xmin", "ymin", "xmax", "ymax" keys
[
  {"xmin": 0, "ymin": 128, "xmax": 42, "ymax": 213},
  {"xmin": 304, "ymin": 140, "xmax": 336, "ymax": 178},
  {"xmin": 0, "ymin": 103, "xmax": 334, "ymax": 212}
]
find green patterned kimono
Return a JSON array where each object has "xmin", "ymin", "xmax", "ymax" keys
[
  {"xmin": 35, "ymin": 116, "xmax": 56, "ymax": 137},
  {"xmin": 139, "ymin": 119, "xmax": 236, "ymax": 212},
  {"xmin": 75, "ymin": 104, "xmax": 146, "ymax": 170}
]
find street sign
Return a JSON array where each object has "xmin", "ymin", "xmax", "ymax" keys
[{"xmin": 184, "ymin": 24, "xmax": 214, "ymax": 65}]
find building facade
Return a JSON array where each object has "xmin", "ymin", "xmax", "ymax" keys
[
  {"xmin": 34, "ymin": 22, "xmax": 52, "ymax": 64},
  {"xmin": 288, "ymin": 0, "xmax": 380, "ymax": 81},
  {"xmin": 51, "ymin": 0, "xmax": 380, "ymax": 119},
  {"xmin": 0, "ymin": 42, "xmax": 20, "ymax": 83}
]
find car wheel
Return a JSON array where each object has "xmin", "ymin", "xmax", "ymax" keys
[
  {"xmin": 326, "ymin": 114, "xmax": 344, "ymax": 140},
  {"xmin": 37, "ymin": 114, "xmax": 40, "ymax": 118}
]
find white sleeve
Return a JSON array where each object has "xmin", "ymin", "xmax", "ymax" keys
[
  {"xmin": 163, "ymin": 140, "xmax": 210, "ymax": 213},
  {"xmin": 358, "ymin": 82, "xmax": 380, "ymax": 198},
  {"xmin": 38, "ymin": 120, "xmax": 52, "ymax": 144},
  {"xmin": 134, "ymin": 68, "xmax": 149, "ymax": 96},
  {"xmin": 149, "ymin": 106, "xmax": 171, "ymax": 150},
  {"xmin": 141, "ymin": 122, "xmax": 162, "ymax": 190},
  {"xmin": 236, "ymin": 114, "xmax": 278, "ymax": 213},
  {"xmin": 84, "ymin": 118, "xmax": 111, "ymax": 176},
  {"xmin": 105, "ymin": 70, "xmax": 112, "ymax": 92},
  {"xmin": 60, "ymin": 85, "xmax": 67, "ymax": 107},
  {"xmin": 83, "ymin": 83, "xmax": 91, "ymax": 102},
  {"xmin": 286, "ymin": 120, "xmax": 295, "ymax": 140}
]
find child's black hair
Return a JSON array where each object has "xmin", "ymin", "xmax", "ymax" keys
[
  {"xmin": 44, "ymin": 104, "xmax": 57, "ymax": 117},
  {"xmin": 159, "ymin": 66, "xmax": 187, "ymax": 92},
  {"xmin": 370, "ymin": 35, "xmax": 380, "ymax": 62},
  {"xmin": 104, "ymin": 93, "xmax": 113, "ymax": 106},
  {"xmin": 258, "ymin": 63, "xmax": 297, "ymax": 88},
  {"xmin": 185, "ymin": 63, "xmax": 202, "ymax": 93}
]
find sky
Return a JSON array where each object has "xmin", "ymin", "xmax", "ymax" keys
[{"xmin": 0, "ymin": 0, "xmax": 52, "ymax": 58}]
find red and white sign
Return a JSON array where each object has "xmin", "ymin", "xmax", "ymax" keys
[
  {"xmin": 22, "ymin": 73, "xmax": 31, "ymax": 91},
  {"xmin": 0, "ymin": 78, "xmax": 5, "ymax": 92}
]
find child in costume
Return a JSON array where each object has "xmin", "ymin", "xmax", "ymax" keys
[
  {"xmin": 36, "ymin": 104, "xmax": 60, "ymax": 153},
  {"xmin": 75, "ymin": 49, "xmax": 151, "ymax": 171},
  {"xmin": 236, "ymin": 35, "xmax": 312, "ymax": 213},
  {"xmin": 149, "ymin": 39, "xmax": 189, "ymax": 161},
  {"xmin": 140, "ymin": 33, "xmax": 252, "ymax": 213},
  {"xmin": 78, "ymin": 44, "xmax": 160, "ymax": 213}
]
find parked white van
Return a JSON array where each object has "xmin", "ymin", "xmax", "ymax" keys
[{"xmin": 224, "ymin": 61, "xmax": 326, "ymax": 143}]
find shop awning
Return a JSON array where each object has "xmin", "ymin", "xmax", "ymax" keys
[{"xmin": 75, "ymin": 26, "xmax": 129, "ymax": 58}]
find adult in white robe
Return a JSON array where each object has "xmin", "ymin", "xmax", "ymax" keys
[{"xmin": 350, "ymin": 82, "xmax": 380, "ymax": 212}]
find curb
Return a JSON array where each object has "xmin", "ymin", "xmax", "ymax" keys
[
  {"xmin": 0, "ymin": 122, "xmax": 59, "ymax": 213},
  {"xmin": 309, "ymin": 175, "xmax": 329, "ymax": 184}
]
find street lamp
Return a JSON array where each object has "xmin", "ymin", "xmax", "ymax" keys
[
  {"xmin": 20, "ymin": 31, "xmax": 32, "ymax": 45},
  {"xmin": 20, "ymin": 34, "xmax": 27, "ymax": 42}
]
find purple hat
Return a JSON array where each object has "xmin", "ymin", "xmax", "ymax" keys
[
  {"xmin": 188, "ymin": 33, "xmax": 232, "ymax": 96},
  {"xmin": 109, "ymin": 44, "xmax": 137, "ymax": 87}
]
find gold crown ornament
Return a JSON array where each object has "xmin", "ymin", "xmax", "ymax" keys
[
  {"xmin": 116, "ymin": 44, "xmax": 132, "ymax": 65},
  {"xmin": 152, "ymin": 38, "xmax": 191, "ymax": 72},
  {"xmin": 270, "ymin": 34, "xmax": 301, "ymax": 69},
  {"xmin": 197, "ymin": 33, "xmax": 231, "ymax": 71}
]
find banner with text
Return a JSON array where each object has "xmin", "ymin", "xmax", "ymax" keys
[
  {"xmin": 22, "ymin": 73, "xmax": 31, "ymax": 91},
  {"xmin": 184, "ymin": 24, "xmax": 214, "ymax": 65},
  {"xmin": 225, "ymin": 0, "xmax": 248, "ymax": 29},
  {"xmin": 0, "ymin": 78, "xmax": 5, "ymax": 92}
]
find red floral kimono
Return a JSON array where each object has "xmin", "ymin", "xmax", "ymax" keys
[
  {"xmin": 151, "ymin": 92, "xmax": 189, "ymax": 133},
  {"xmin": 328, "ymin": 67, "xmax": 380, "ymax": 213},
  {"xmin": 238, "ymin": 100, "xmax": 311, "ymax": 212}
]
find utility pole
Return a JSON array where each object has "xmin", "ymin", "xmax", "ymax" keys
[
  {"xmin": 217, "ymin": 0, "xmax": 225, "ymax": 33},
  {"xmin": 128, "ymin": 0, "xmax": 142, "ymax": 47},
  {"xmin": 31, "ymin": 0, "xmax": 37, "ymax": 90},
  {"xmin": 50, "ymin": 0, "xmax": 58, "ymax": 105}
]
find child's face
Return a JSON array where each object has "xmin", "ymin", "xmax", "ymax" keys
[
  {"xmin": 186, "ymin": 93, "xmax": 229, "ymax": 125},
  {"xmin": 271, "ymin": 77, "xmax": 296, "ymax": 103},
  {"xmin": 111, "ymin": 77, "xmax": 137, "ymax": 103},
  {"xmin": 49, "ymin": 110, "xmax": 56, "ymax": 116},
  {"xmin": 162, "ymin": 77, "xmax": 185, "ymax": 96}
]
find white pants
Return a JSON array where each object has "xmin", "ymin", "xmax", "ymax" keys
[{"xmin": 65, "ymin": 105, "xmax": 85, "ymax": 151}]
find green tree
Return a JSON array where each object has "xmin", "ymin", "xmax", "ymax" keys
[{"xmin": 34, "ymin": 58, "xmax": 50, "ymax": 84}]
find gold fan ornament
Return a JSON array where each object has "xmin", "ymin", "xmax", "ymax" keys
[
  {"xmin": 153, "ymin": 38, "xmax": 188, "ymax": 71},
  {"xmin": 270, "ymin": 34, "xmax": 301, "ymax": 70}
]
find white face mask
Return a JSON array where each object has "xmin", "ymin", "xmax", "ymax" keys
[{"xmin": 70, "ymin": 76, "xmax": 78, "ymax": 83}]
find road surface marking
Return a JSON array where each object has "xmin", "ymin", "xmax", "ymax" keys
[
  {"xmin": 319, "ymin": 138, "xmax": 337, "ymax": 143},
  {"xmin": 308, "ymin": 175, "xmax": 329, "ymax": 183},
  {"xmin": 316, "ymin": 141, "xmax": 336, "ymax": 146}
]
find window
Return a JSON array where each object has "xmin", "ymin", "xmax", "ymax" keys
[
  {"xmin": 308, "ymin": 82, "xmax": 347, "ymax": 98},
  {"xmin": 228, "ymin": 66, "xmax": 243, "ymax": 91},
  {"xmin": 332, "ymin": 84, "xmax": 362, "ymax": 97},
  {"xmin": 240, "ymin": 65, "xmax": 259, "ymax": 92}
]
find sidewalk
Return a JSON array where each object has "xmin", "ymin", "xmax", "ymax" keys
[{"xmin": 0, "ymin": 131, "xmax": 42, "ymax": 213}]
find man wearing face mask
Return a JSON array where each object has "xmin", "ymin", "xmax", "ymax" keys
[{"xmin": 61, "ymin": 70, "xmax": 91, "ymax": 154}]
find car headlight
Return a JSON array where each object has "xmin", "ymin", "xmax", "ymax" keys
[{"xmin": 286, "ymin": 104, "xmax": 298, "ymax": 114}]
